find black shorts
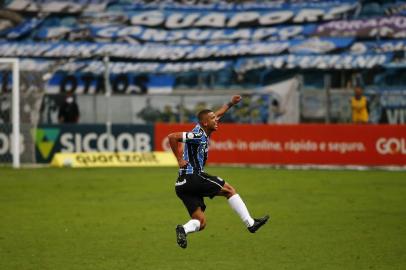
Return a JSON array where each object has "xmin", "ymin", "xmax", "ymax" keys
[{"xmin": 175, "ymin": 172, "xmax": 225, "ymax": 216}]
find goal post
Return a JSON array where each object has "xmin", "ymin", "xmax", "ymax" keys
[{"xmin": 0, "ymin": 58, "xmax": 20, "ymax": 168}]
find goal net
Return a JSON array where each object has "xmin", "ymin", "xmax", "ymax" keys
[{"xmin": 0, "ymin": 58, "xmax": 45, "ymax": 167}]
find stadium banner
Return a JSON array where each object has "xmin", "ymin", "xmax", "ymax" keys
[
  {"xmin": 0, "ymin": 124, "xmax": 153, "ymax": 163},
  {"xmin": 0, "ymin": 38, "xmax": 353, "ymax": 60},
  {"xmin": 315, "ymin": 16, "xmax": 406, "ymax": 39},
  {"xmin": 35, "ymin": 26, "xmax": 90, "ymax": 42},
  {"xmin": 30, "ymin": 124, "xmax": 153, "ymax": 163},
  {"xmin": 350, "ymin": 40, "xmax": 406, "ymax": 54},
  {"xmin": 235, "ymin": 53, "xmax": 393, "ymax": 72},
  {"xmin": 0, "ymin": 17, "xmax": 44, "ymax": 40},
  {"xmin": 154, "ymin": 124, "xmax": 406, "ymax": 166},
  {"xmin": 119, "ymin": 1, "xmax": 357, "ymax": 12},
  {"xmin": 50, "ymin": 151, "xmax": 177, "ymax": 168},
  {"xmin": 45, "ymin": 72, "xmax": 174, "ymax": 94},
  {"xmin": 386, "ymin": 3, "xmax": 406, "ymax": 16},
  {"xmin": 89, "ymin": 24, "xmax": 316, "ymax": 44},
  {"xmin": 0, "ymin": 59, "xmax": 231, "ymax": 75},
  {"xmin": 377, "ymin": 90, "xmax": 406, "ymax": 124},
  {"xmin": 127, "ymin": 5, "xmax": 357, "ymax": 28},
  {"xmin": 6, "ymin": 0, "xmax": 110, "ymax": 13}
]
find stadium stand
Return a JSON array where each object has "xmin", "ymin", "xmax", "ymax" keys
[{"xmin": 0, "ymin": 0, "xmax": 405, "ymax": 125}]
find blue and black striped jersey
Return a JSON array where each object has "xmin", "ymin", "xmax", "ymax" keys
[{"xmin": 179, "ymin": 124, "xmax": 209, "ymax": 175}]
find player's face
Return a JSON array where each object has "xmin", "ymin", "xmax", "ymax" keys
[
  {"xmin": 355, "ymin": 88, "xmax": 362, "ymax": 97},
  {"xmin": 205, "ymin": 112, "xmax": 219, "ymax": 131}
]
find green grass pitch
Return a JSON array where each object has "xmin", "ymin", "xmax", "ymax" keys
[{"xmin": 1, "ymin": 166, "xmax": 405, "ymax": 270}]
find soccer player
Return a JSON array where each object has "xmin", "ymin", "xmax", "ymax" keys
[{"xmin": 168, "ymin": 95, "xmax": 269, "ymax": 249}]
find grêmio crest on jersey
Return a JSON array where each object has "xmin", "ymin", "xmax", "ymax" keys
[
  {"xmin": 180, "ymin": 125, "xmax": 209, "ymax": 175},
  {"xmin": 183, "ymin": 129, "xmax": 204, "ymax": 142}
]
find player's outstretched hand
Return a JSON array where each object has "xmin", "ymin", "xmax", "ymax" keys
[{"xmin": 231, "ymin": 95, "xmax": 242, "ymax": 105}]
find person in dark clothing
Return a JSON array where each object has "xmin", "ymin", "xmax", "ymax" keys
[{"xmin": 58, "ymin": 91, "xmax": 80, "ymax": 123}]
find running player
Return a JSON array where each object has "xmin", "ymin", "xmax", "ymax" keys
[{"xmin": 168, "ymin": 95, "xmax": 269, "ymax": 249}]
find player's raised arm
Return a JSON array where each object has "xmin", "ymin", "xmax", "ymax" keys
[
  {"xmin": 215, "ymin": 95, "xmax": 242, "ymax": 119},
  {"xmin": 168, "ymin": 132, "xmax": 188, "ymax": 168}
]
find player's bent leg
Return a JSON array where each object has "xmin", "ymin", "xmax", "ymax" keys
[
  {"xmin": 229, "ymin": 193, "xmax": 270, "ymax": 233},
  {"xmin": 227, "ymin": 192, "xmax": 255, "ymax": 228},
  {"xmin": 219, "ymin": 182, "xmax": 270, "ymax": 232},
  {"xmin": 176, "ymin": 207, "xmax": 205, "ymax": 249},
  {"xmin": 217, "ymin": 182, "xmax": 255, "ymax": 227},
  {"xmin": 191, "ymin": 207, "xmax": 206, "ymax": 231},
  {"xmin": 217, "ymin": 182, "xmax": 236, "ymax": 198}
]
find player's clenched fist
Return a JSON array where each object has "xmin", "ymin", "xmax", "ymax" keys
[{"xmin": 231, "ymin": 95, "xmax": 242, "ymax": 105}]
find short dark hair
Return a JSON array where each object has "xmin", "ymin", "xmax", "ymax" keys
[
  {"xmin": 355, "ymin": 86, "xmax": 363, "ymax": 90},
  {"xmin": 197, "ymin": 109, "xmax": 213, "ymax": 122}
]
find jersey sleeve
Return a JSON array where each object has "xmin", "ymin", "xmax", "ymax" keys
[{"xmin": 182, "ymin": 130, "xmax": 204, "ymax": 144}]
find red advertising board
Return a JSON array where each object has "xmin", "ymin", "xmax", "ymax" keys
[{"xmin": 155, "ymin": 124, "xmax": 406, "ymax": 166}]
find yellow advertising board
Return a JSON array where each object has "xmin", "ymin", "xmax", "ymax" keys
[{"xmin": 51, "ymin": 152, "xmax": 177, "ymax": 168}]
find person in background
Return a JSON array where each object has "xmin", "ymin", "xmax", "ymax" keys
[
  {"xmin": 160, "ymin": 105, "xmax": 178, "ymax": 123},
  {"xmin": 351, "ymin": 86, "xmax": 369, "ymax": 124},
  {"xmin": 137, "ymin": 97, "xmax": 160, "ymax": 123},
  {"xmin": 58, "ymin": 91, "xmax": 80, "ymax": 123}
]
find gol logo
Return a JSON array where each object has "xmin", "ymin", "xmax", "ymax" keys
[{"xmin": 376, "ymin": 138, "xmax": 406, "ymax": 155}]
